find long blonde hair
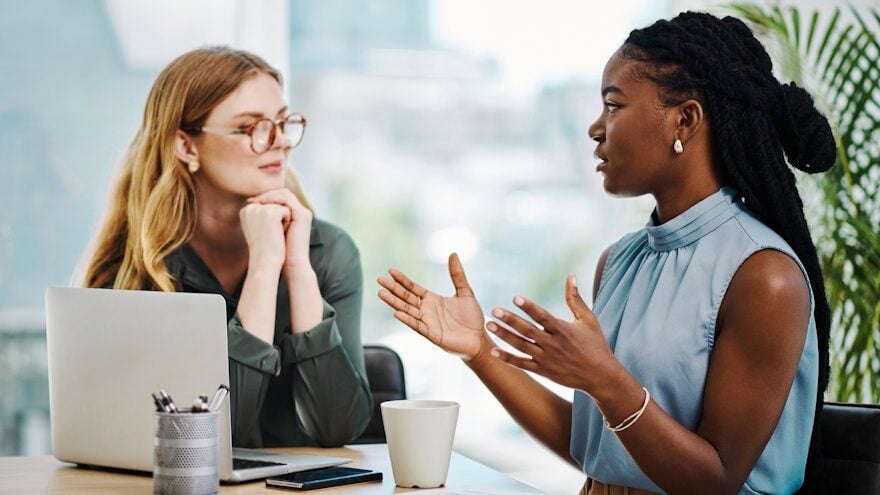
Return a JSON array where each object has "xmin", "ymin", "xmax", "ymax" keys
[{"xmin": 84, "ymin": 47, "xmax": 311, "ymax": 291}]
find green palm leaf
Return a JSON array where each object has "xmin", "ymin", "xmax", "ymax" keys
[{"xmin": 730, "ymin": 3, "xmax": 880, "ymax": 403}]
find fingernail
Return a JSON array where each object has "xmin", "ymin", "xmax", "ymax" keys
[
  {"xmin": 490, "ymin": 349, "xmax": 500, "ymax": 358},
  {"xmin": 486, "ymin": 322, "xmax": 497, "ymax": 332},
  {"xmin": 514, "ymin": 296, "xmax": 525, "ymax": 306},
  {"xmin": 569, "ymin": 274, "xmax": 577, "ymax": 288},
  {"xmin": 492, "ymin": 308, "xmax": 504, "ymax": 318}
]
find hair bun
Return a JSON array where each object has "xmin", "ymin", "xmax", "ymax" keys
[{"xmin": 775, "ymin": 82, "xmax": 836, "ymax": 173}]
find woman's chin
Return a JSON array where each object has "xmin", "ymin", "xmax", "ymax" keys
[
  {"xmin": 249, "ymin": 177, "xmax": 287, "ymax": 195},
  {"xmin": 601, "ymin": 178, "xmax": 641, "ymax": 198},
  {"xmin": 601, "ymin": 175, "xmax": 622, "ymax": 195}
]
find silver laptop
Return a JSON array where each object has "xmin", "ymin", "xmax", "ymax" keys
[{"xmin": 45, "ymin": 287, "xmax": 351, "ymax": 482}]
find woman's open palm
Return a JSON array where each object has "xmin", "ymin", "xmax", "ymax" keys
[{"xmin": 378, "ymin": 253, "xmax": 487, "ymax": 360}]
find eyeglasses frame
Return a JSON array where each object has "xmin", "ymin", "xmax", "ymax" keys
[{"xmin": 182, "ymin": 113, "xmax": 307, "ymax": 154}]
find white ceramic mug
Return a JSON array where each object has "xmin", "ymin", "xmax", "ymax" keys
[{"xmin": 381, "ymin": 400, "xmax": 460, "ymax": 488}]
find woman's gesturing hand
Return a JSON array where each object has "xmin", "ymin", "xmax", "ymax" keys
[
  {"xmin": 378, "ymin": 253, "xmax": 488, "ymax": 361},
  {"xmin": 487, "ymin": 275, "xmax": 624, "ymax": 394},
  {"xmin": 239, "ymin": 202, "xmax": 291, "ymax": 272}
]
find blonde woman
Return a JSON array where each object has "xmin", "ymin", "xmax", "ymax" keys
[{"xmin": 84, "ymin": 47, "xmax": 371, "ymax": 448}]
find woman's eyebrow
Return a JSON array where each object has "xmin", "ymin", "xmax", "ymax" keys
[
  {"xmin": 232, "ymin": 111, "xmax": 265, "ymax": 119},
  {"xmin": 231, "ymin": 106, "xmax": 288, "ymax": 119},
  {"xmin": 602, "ymin": 85, "xmax": 625, "ymax": 97}
]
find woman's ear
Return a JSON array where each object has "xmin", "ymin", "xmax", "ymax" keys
[
  {"xmin": 174, "ymin": 130, "xmax": 199, "ymax": 165},
  {"xmin": 673, "ymin": 99, "xmax": 705, "ymax": 145}
]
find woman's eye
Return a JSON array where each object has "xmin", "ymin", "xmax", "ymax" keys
[{"xmin": 604, "ymin": 101, "xmax": 620, "ymax": 110}]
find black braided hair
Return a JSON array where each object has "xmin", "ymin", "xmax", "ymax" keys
[{"xmin": 622, "ymin": 11, "xmax": 835, "ymax": 464}]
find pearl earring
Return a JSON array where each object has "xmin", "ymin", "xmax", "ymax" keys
[
  {"xmin": 188, "ymin": 160, "xmax": 200, "ymax": 173},
  {"xmin": 673, "ymin": 139, "xmax": 684, "ymax": 154}
]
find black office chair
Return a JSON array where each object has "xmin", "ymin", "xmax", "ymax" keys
[
  {"xmin": 352, "ymin": 345, "xmax": 407, "ymax": 444},
  {"xmin": 797, "ymin": 402, "xmax": 880, "ymax": 494}
]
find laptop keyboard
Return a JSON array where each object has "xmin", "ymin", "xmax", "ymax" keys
[{"xmin": 232, "ymin": 458, "xmax": 286, "ymax": 470}]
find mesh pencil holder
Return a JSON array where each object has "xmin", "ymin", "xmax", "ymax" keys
[{"xmin": 152, "ymin": 409, "xmax": 219, "ymax": 495}]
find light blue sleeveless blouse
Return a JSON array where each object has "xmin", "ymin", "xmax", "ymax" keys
[{"xmin": 570, "ymin": 187, "xmax": 818, "ymax": 494}]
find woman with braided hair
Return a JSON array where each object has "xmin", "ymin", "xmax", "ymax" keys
[{"xmin": 377, "ymin": 11, "xmax": 834, "ymax": 495}]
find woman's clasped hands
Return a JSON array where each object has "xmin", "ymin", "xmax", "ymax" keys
[{"xmin": 240, "ymin": 188, "xmax": 313, "ymax": 273}]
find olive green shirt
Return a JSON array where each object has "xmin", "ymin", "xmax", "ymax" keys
[{"xmin": 163, "ymin": 219, "xmax": 372, "ymax": 448}]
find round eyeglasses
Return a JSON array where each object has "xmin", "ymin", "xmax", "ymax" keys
[{"xmin": 183, "ymin": 113, "xmax": 307, "ymax": 154}]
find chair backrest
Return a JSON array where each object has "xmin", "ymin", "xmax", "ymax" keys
[
  {"xmin": 352, "ymin": 345, "xmax": 406, "ymax": 444},
  {"xmin": 797, "ymin": 401, "xmax": 880, "ymax": 494}
]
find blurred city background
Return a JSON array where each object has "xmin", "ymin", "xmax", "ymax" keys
[{"xmin": 0, "ymin": 0, "xmax": 848, "ymax": 492}]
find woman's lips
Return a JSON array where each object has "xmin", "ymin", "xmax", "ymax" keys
[
  {"xmin": 259, "ymin": 161, "xmax": 283, "ymax": 173},
  {"xmin": 594, "ymin": 149, "xmax": 609, "ymax": 173}
]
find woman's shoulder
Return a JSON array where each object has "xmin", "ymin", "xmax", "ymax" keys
[
  {"xmin": 730, "ymin": 207, "xmax": 795, "ymax": 254},
  {"xmin": 311, "ymin": 218, "xmax": 358, "ymax": 254},
  {"xmin": 607, "ymin": 229, "xmax": 649, "ymax": 263},
  {"xmin": 309, "ymin": 218, "xmax": 362, "ymax": 296},
  {"xmin": 309, "ymin": 218, "xmax": 361, "ymax": 281},
  {"xmin": 596, "ymin": 230, "xmax": 649, "ymax": 285}
]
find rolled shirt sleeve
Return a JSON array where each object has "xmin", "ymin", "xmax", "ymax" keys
[
  {"xmin": 279, "ymin": 300, "xmax": 342, "ymax": 364},
  {"xmin": 229, "ymin": 315, "xmax": 281, "ymax": 374}
]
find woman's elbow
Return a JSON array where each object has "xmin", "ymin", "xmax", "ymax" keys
[{"xmin": 314, "ymin": 390, "xmax": 373, "ymax": 447}]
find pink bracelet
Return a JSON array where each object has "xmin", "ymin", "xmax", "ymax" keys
[{"xmin": 603, "ymin": 387, "xmax": 650, "ymax": 432}]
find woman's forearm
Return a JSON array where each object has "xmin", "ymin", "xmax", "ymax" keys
[
  {"xmin": 467, "ymin": 339, "xmax": 576, "ymax": 465},
  {"xmin": 284, "ymin": 263, "xmax": 324, "ymax": 333},
  {"xmin": 237, "ymin": 265, "xmax": 282, "ymax": 344},
  {"xmin": 591, "ymin": 371, "xmax": 739, "ymax": 494}
]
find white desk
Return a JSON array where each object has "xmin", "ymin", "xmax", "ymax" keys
[{"xmin": 0, "ymin": 444, "xmax": 545, "ymax": 494}]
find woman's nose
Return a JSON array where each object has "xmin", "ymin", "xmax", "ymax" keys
[
  {"xmin": 273, "ymin": 125, "xmax": 293, "ymax": 150},
  {"xmin": 587, "ymin": 118, "xmax": 604, "ymax": 143}
]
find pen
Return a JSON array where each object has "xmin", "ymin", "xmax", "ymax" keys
[
  {"xmin": 152, "ymin": 393, "xmax": 168, "ymax": 413},
  {"xmin": 208, "ymin": 384, "xmax": 230, "ymax": 412},
  {"xmin": 159, "ymin": 389, "xmax": 179, "ymax": 413},
  {"xmin": 197, "ymin": 394, "xmax": 210, "ymax": 413}
]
